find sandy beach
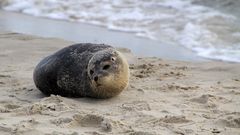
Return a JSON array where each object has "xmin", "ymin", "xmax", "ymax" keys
[{"xmin": 0, "ymin": 31, "xmax": 239, "ymax": 135}]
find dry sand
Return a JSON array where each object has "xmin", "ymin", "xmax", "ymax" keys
[{"xmin": 0, "ymin": 31, "xmax": 239, "ymax": 135}]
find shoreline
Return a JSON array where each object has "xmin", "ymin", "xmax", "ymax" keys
[
  {"xmin": 0, "ymin": 10, "xmax": 206, "ymax": 62},
  {"xmin": 0, "ymin": 31, "xmax": 240, "ymax": 134}
]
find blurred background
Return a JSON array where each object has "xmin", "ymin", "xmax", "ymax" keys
[{"xmin": 0, "ymin": 0, "xmax": 240, "ymax": 62}]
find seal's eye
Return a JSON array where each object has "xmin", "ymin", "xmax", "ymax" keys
[
  {"xmin": 90, "ymin": 70, "xmax": 94, "ymax": 75},
  {"xmin": 111, "ymin": 57, "xmax": 115, "ymax": 61},
  {"xmin": 103, "ymin": 65, "xmax": 111, "ymax": 70}
]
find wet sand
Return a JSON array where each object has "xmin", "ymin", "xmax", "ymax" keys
[
  {"xmin": 0, "ymin": 10, "xmax": 204, "ymax": 61},
  {"xmin": 0, "ymin": 31, "xmax": 239, "ymax": 135}
]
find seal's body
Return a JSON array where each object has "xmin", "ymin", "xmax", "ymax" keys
[{"xmin": 33, "ymin": 43, "xmax": 129, "ymax": 98}]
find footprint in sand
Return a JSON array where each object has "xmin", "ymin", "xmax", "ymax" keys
[
  {"xmin": 69, "ymin": 113, "xmax": 132, "ymax": 133},
  {"xmin": 69, "ymin": 114, "xmax": 112, "ymax": 132},
  {"xmin": 50, "ymin": 117, "xmax": 73, "ymax": 126},
  {"xmin": 165, "ymin": 83, "xmax": 199, "ymax": 91},
  {"xmin": 0, "ymin": 54, "xmax": 7, "ymax": 57},
  {"xmin": 14, "ymin": 95, "xmax": 70, "ymax": 115},
  {"xmin": 0, "ymin": 102, "xmax": 21, "ymax": 113},
  {"xmin": 144, "ymin": 115, "xmax": 191, "ymax": 126},
  {"xmin": 160, "ymin": 67, "xmax": 186, "ymax": 80},
  {"xmin": 0, "ymin": 74, "xmax": 16, "ymax": 89},
  {"xmin": 129, "ymin": 131, "xmax": 156, "ymax": 135},
  {"xmin": 0, "ymin": 106, "xmax": 11, "ymax": 113},
  {"xmin": 0, "ymin": 74, "xmax": 11, "ymax": 78},
  {"xmin": 45, "ymin": 131, "xmax": 78, "ymax": 135},
  {"xmin": 11, "ymin": 119, "xmax": 40, "ymax": 134},
  {"xmin": 121, "ymin": 101, "xmax": 151, "ymax": 111},
  {"xmin": 160, "ymin": 115, "xmax": 191, "ymax": 124},
  {"xmin": 215, "ymin": 113, "xmax": 240, "ymax": 128},
  {"xmin": 190, "ymin": 94, "xmax": 209, "ymax": 104},
  {"xmin": 132, "ymin": 63, "xmax": 156, "ymax": 78},
  {"xmin": 4, "ymin": 104, "xmax": 21, "ymax": 110},
  {"xmin": 0, "ymin": 81, "xmax": 5, "ymax": 85}
]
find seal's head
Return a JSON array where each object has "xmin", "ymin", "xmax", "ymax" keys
[{"xmin": 87, "ymin": 48, "xmax": 129, "ymax": 98}]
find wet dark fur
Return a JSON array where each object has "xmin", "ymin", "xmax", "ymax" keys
[{"xmin": 33, "ymin": 43, "xmax": 113, "ymax": 97}]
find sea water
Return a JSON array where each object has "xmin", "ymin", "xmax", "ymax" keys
[{"xmin": 1, "ymin": 0, "xmax": 240, "ymax": 62}]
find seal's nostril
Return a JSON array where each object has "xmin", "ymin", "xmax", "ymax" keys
[
  {"xmin": 103, "ymin": 65, "xmax": 110, "ymax": 70},
  {"xmin": 94, "ymin": 76, "xmax": 98, "ymax": 82},
  {"xmin": 90, "ymin": 70, "xmax": 94, "ymax": 75}
]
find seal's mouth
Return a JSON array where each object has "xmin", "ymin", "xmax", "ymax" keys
[
  {"xmin": 92, "ymin": 80, "xmax": 102, "ymax": 87},
  {"xmin": 96, "ymin": 83, "xmax": 102, "ymax": 87}
]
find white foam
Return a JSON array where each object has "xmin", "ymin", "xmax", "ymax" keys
[
  {"xmin": 3, "ymin": 0, "xmax": 32, "ymax": 11},
  {"xmin": 2, "ymin": 0, "xmax": 240, "ymax": 62}
]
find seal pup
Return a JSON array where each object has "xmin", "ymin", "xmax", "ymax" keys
[{"xmin": 33, "ymin": 43, "xmax": 129, "ymax": 98}]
